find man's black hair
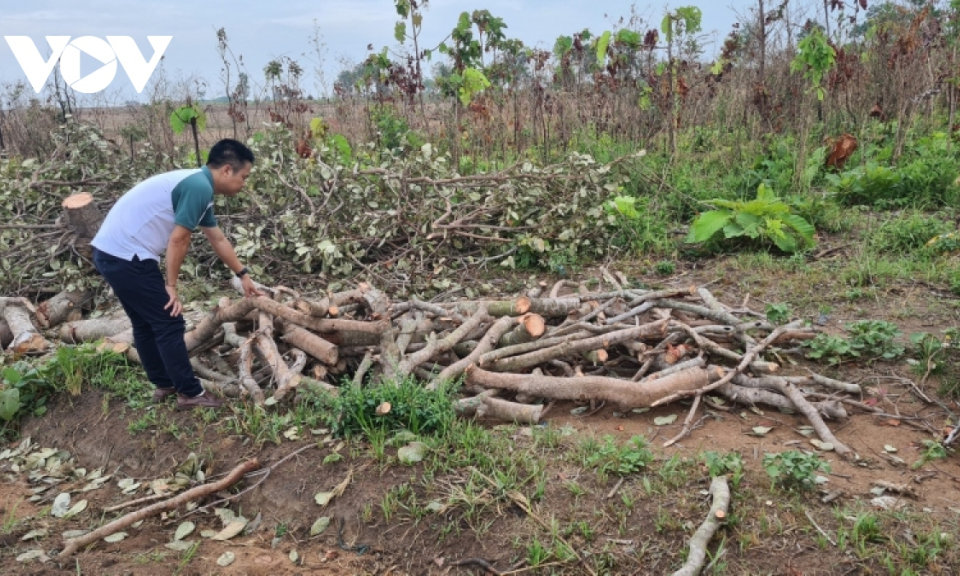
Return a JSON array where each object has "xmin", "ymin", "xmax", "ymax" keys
[{"xmin": 207, "ymin": 139, "xmax": 255, "ymax": 170}]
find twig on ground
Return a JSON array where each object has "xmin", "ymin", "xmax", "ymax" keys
[
  {"xmin": 59, "ymin": 459, "xmax": 259, "ymax": 557},
  {"xmin": 671, "ymin": 476, "xmax": 731, "ymax": 576}
]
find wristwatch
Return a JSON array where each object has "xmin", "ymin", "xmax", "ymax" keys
[{"xmin": 236, "ymin": 267, "xmax": 249, "ymax": 278}]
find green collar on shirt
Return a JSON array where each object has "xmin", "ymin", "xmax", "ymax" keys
[{"xmin": 200, "ymin": 165, "xmax": 214, "ymax": 188}]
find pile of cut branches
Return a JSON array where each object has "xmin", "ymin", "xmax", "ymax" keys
[{"xmin": 7, "ymin": 272, "xmax": 873, "ymax": 459}]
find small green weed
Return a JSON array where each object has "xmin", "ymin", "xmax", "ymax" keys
[
  {"xmin": 911, "ymin": 440, "xmax": 948, "ymax": 470},
  {"xmin": 762, "ymin": 450, "xmax": 829, "ymax": 491},
  {"xmin": 584, "ymin": 435, "xmax": 653, "ymax": 479},
  {"xmin": 700, "ymin": 451, "xmax": 744, "ymax": 484},
  {"xmin": 309, "ymin": 377, "xmax": 456, "ymax": 439},
  {"xmin": 806, "ymin": 320, "xmax": 903, "ymax": 364},
  {"xmin": 765, "ymin": 303, "xmax": 792, "ymax": 324}
]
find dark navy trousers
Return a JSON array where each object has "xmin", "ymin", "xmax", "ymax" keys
[{"xmin": 92, "ymin": 248, "xmax": 203, "ymax": 397}]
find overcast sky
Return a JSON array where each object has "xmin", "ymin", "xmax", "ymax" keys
[{"xmin": 0, "ymin": 0, "xmax": 822, "ymax": 102}]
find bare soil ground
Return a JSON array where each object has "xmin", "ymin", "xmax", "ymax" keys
[{"xmin": 2, "ymin": 253, "xmax": 960, "ymax": 575}]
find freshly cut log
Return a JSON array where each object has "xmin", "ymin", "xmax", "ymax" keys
[
  {"xmin": 1, "ymin": 299, "xmax": 50, "ymax": 354},
  {"xmin": 61, "ymin": 193, "xmax": 104, "ymax": 238},
  {"xmin": 484, "ymin": 320, "xmax": 668, "ymax": 373},
  {"xmin": 60, "ymin": 317, "xmax": 131, "ymax": 344},
  {"xmin": 497, "ymin": 313, "xmax": 546, "ymax": 348},
  {"xmin": 253, "ymin": 311, "xmax": 301, "ymax": 401},
  {"xmin": 476, "ymin": 396, "xmax": 544, "ymax": 424},
  {"xmin": 397, "ymin": 306, "xmax": 490, "ymax": 377},
  {"xmin": 36, "ymin": 290, "xmax": 92, "ymax": 327},
  {"xmin": 466, "ymin": 365, "xmax": 720, "ymax": 409},
  {"xmin": 280, "ymin": 323, "xmax": 338, "ymax": 365},
  {"xmin": 61, "ymin": 192, "xmax": 104, "ymax": 258},
  {"xmin": 451, "ymin": 297, "xmax": 531, "ymax": 317},
  {"xmin": 429, "ymin": 315, "xmax": 519, "ymax": 390},
  {"xmin": 526, "ymin": 297, "xmax": 583, "ymax": 318}
]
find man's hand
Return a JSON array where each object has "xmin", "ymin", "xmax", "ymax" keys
[
  {"xmin": 164, "ymin": 285, "xmax": 183, "ymax": 317},
  {"xmin": 240, "ymin": 275, "xmax": 265, "ymax": 298}
]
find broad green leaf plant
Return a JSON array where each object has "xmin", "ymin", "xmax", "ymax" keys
[{"xmin": 687, "ymin": 183, "xmax": 817, "ymax": 253}]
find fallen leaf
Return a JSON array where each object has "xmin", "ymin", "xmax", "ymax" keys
[
  {"xmin": 62, "ymin": 530, "xmax": 89, "ymax": 539},
  {"xmin": 752, "ymin": 426, "xmax": 773, "ymax": 436},
  {"xmin": 165, "ymin": 540, "xmax": 195, "ymax": 551},
  {"xmin": 810, "ymin": 439, "xmax": 834, "ymax": 452},
  {"xmin": 310, "ymin": 517, "xmax": 331, "ymax": 536},
  {"xmin": 289, "ymin": 550, "xmax": 299, "ymax": 563},
  {"xmin": 398, "ymin": 442, "xmax": 428, "ymax": 464},
  {"xmin": 314, "ymin": 491, "xmax": 335, "ymax": 507},
  {"xmin": 283, "ymin": 427, "xmax": 299, "ymax": 441},
  {"xmin": 217, "ymin": 552, "xmax": 236, "ymax": 566},
  {"xmin": 200, "ymin": 529, "xmax": 218, "ymax": 538},
  {"xmin": 174, "ymin": 521, "xmax": 196, "ymax": 541},
  {"xmin": 63, "ymin": 499, "xmax": 88, "ymax": 519},
  {"xmin": 570, "ymin": 406, "xmax": 589, "ymax": 415},
  {"xmin": 21, "ymin": 529, "xmax": 48, "ymax": 541},
  {"xmin": 16, "ymin": 549, "xmax": 48, "ymax": 562},
  {"xmin": 654, "ymin": 415, "xmax": 678, "ymax": 426},
  {"xmin": 214, "ymin": 507, "xmax": 238, "ymax": 525},
  {"xmin": 212, "ymin": 520, "xmax": 247, "ymax": 541},
  {"xmin": 884, "ymin": 445, "xmax": 898, "ymax": 453},
  {"xmin": 103, "ymin": 532, "xmax": 128, "ymax": 543}
]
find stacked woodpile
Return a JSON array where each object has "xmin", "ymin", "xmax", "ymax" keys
[{"xmin": 10, "ymin": 274, "xmax": 867, "ymax": 458}]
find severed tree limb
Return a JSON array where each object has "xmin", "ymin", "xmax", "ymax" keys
[
  {"xmin": 526, "ymin": 297, "xmax": 583, "ymax": 318},
  {"xmin": 486, "ymin": 330, "xmax": 592, "ymax": 362},
  {"xmin": 224, "ymin": 323, "xmax": 263, "ymax": 404},
  {"xmin": 408, "ymin": 297, "xmax": 466, "ymax": 324},
  {"xmin": 717, "ymin": 381, "xmax": 848, "ymax": 420},
  {"xmin": 604, "ymin": 287, "xmax": 696, "ymax": 325},
  {"xmin": 397, "ymin": 305, "xmax": 490, "ymax": 377},
  {"xmin": 788, "ymin": 371, "xmax": 861, "ymax": 395},
  {"xmin": 763, "ymin": 378, "xmax": 854, "ymax": 459},
  {"xmin": 671, "ymin": 475, "xmax": 731, "ymax": 576},
  {"xmin": 476, "ymin": 396, "xmax": 544, "ymax": 424},
  {"xmin": 486, "ymin": 320, "xmax": 669, "ymax": 373},
  {"xmin": 353, "ymin": 351, "xmax": 374, "ymax": 387},
  {"xmin": 429, "ymin": 315, "xmax": 519, "ymax": 390},
  {"xmin": 497, "ymin": 313, "xmax": 546, "ymax": 348},
  {"xmin": 280, "ymin": 322, "xmax": 339, "ymax": 365},
  {"xmin": 652, "ymin": 321, "xmax": 802, "ymax": 407},
  {"xmin": 35, "ymin": 289, "xmax": 93, "ymax": 327},
  {"xmin": 394, "ymin": 310, "xmax": 423, "ymax": 355},
  {"xmin": 455, "ymin": 390, "xmax": 499, "ymax": 416},
  {"xmin": 1, "ymin": 299, "xmax": 51, "ymax": 354},
  {"xmin": 467, "ymin": 365, "xmax": 721, "ymax": 409},
  {"xmin": 59, "ymin": 459, "xmax": 259, "ymax": 557}
]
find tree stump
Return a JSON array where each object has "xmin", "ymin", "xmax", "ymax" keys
[{"xmin": 62, "ymin": 192, "xmax": 104, "ymax": 258}]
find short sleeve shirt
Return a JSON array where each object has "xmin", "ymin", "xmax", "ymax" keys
[{"xmin": 92, "ymin": 167, "xmax": 218, "ymax": 261}]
